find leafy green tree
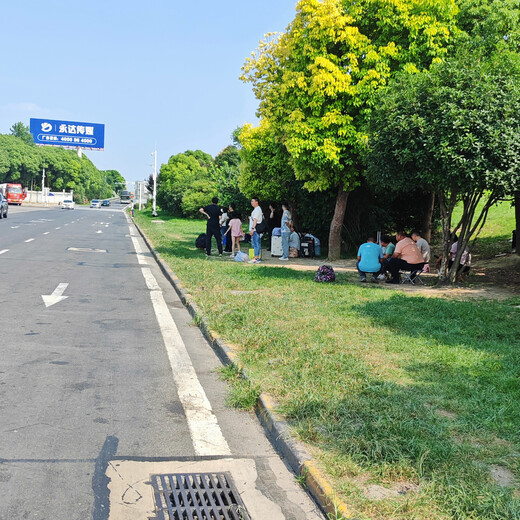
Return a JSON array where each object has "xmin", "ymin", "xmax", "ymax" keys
[
  {"xmin": 102, "ymin": 169, "xmax": 126, "ymax": 194},
  {"xmin": 156, "ymin": 150, "xmax": 214, "ymax": 216},
  {"xmin": 367, "ymin": 49, "xmax": 520, "ymax": 281},
  {"xmin": 242, "ymin": 0, "xmax": 458, "ymax": 259},
  {"xmin": 10, "ymin": 122, "xmax": 34, "ymax": 146}
]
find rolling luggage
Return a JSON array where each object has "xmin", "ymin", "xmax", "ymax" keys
[
  {"xmin": 271, "ymin": 235, "xmax": 283, "ymax": 257},
  {"xmin": 300, "ymin": 235, "xmax": 315, "ymax": 258}
]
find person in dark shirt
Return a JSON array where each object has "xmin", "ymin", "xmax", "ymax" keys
[{"xmin": 199, "ymin": 197, "xmax": 223, "ymax": 256}]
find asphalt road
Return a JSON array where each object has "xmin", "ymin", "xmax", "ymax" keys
[{"xmin": 0, "ymin": 204, "xmax": 324, "ymax": 520}]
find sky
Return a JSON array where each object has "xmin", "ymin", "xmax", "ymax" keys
[{"xmin": 0, "ymin": 1, "xmax": 298, "ymax": 185}]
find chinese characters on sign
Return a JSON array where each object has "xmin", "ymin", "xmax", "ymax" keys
[{"xmin": 29, "ymin": 118, "xmax": 105, "ymax": 150}]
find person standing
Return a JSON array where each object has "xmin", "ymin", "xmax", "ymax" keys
[
  {"xmin": 249, "ymin": 197, "xmax": 263, "ymax": 264},
  {"xmin": 199, "ymin": 197, "xmax": 222, "ymax": 257},
  {"xmin": 280, "ymin": 202, "xmax": 292, "ymax": 261},
  {"xmin": 221, "ymin": 207, "xmax": 229, "ymax": 251}
]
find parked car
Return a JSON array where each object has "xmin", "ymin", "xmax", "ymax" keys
[
  {"xmin": 62, "ymin": 199, "xmax": 75, "ymax": 209},
  {"xmin": 101, "ymin": 199, "xmax": 111, "ymax": 206},
  {"xmin": 90, "ymin": 199, "xmax": 101, "ymax": 208},
  {"xmin": 0, "ymin": 193, "xmax": 8, "ymax": 219}
]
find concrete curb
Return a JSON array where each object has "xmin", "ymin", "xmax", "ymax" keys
[{"xmin": 133, "ymin": 218, "xmax": 352, "ymax": 519}]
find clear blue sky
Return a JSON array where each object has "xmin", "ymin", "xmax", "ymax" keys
[{"xmin": 0, "ymin": 0, "xmax": 297, "ymax": 185}]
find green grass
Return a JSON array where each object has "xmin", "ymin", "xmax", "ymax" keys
[
  {"xmin": 135, "ymin": 208, "xmax": 520, "ymax": 520},
  {"xmin": 451, "ymin": 199, "xmax": 515, "ymax": 258}
]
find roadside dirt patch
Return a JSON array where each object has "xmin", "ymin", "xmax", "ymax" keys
[
  {"xmin": 264, "ymin": 252, "xmax": 520, "ymax": 301},
  {"xmin": 490, "ymin": 465, "xmax": 517, "ymax": 487}
]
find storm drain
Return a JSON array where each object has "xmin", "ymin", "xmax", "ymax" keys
[{"xmin": 150, "ymin": 472, "xmax": 252, "ymax": 520}]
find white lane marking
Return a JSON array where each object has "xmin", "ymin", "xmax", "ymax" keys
[
  {"xmin": 65, "ymin": 223, "xmax": 69, "ymax": 226},
  {"xmin": 67, "ymin": 247, "xmax": 106, "ymax": 253},
  {"xmin": 55, "ymin": 227, "xmax": 61, "ymax": 230},
  {"xmin": 131, "ymin": 236, "xmax": 148, "ymax": 265},
  {"xmin": 96, "ymin": 230, "xmax": 103, "ymax": 234},
  {"xmin": 24, "ymin": 238, "xmax": 35, "ymax": 243},
  {"xmin": 42, "ymin": 283, "xmax": 69, "ymax": 308},
  {"xmin": 0, "ymin": 249, "xmax": 9, "ymax": 255},
  {"xmin": 105, "ymin": 224, "xmax": 109, "ymax": 228},
  {"xmin": 141, "ymin": 266, "xmax": 231, "ymax": 456},
  {"xmin": 43, "ymin": 232, "xmax": 50, "ymax": 235},
  {"xmin": 11, "ymin": 226, "xmax": 19, "ymax": 229}
]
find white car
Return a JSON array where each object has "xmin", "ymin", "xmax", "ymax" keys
[
  {"xmin": 90, "ymin": 199, "xmax": 101, "ymax": 208},
  {"xmin": 62, "ymin": 199, "xmax": 75, "ymax": 209}
]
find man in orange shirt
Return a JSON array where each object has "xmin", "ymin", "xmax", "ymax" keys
[{"xmin": 386, "ymin": 231, "xmax": 425, "ymax": 284}]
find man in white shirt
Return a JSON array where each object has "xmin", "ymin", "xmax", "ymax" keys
[
  {"xmin": 249, "ymin": 197, "xmax": 263, "ymax": 264},
  {"xmin": 411, "ymin": 231, "xmax": 431, "ymax": 271}
]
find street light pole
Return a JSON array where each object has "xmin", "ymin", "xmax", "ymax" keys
[{"xmin": 152, "ymin": 149, "xmax": 157, "ymax": 217}]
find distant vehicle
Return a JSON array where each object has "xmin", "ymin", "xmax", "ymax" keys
[
  {"xmin": 120, "ymin": 190, "xmax": 131, "ymax": 204},
  {"xmin": 62, "ymin": 200, "xmax": 75, "ymax": 210},
  {"xmin": 90, "ymin": 199, "xmax": 101, "ymax": 208},
  {"xmin": 101, "ymin": 199, "xmax": 111, "ymax": 206},
  {"xmin": 0, "ymin": 193, "xmax": 8, "ymax": 219},
  {"xmin": 0, "ymin": 183, "xmax": 27, "ymax": 205}
]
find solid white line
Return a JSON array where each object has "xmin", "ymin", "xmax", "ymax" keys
[
  {"xmin": 131, "ymin": 236, "xmax": 148, "ymax": 265},
  {"xmin": 0, "ymin": 249, "xmax": 9, "ymax": 255},
  {"xmin": 147, "ymin": 275, "xmax": 231, "ymax": 456},
  {"xmin": 25, "ymin": 238, "xmax": 35, "ymax": 243}
]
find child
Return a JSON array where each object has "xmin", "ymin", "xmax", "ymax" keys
[{"xmin": 225, "ymin": 212, "xmax": 244, "ymax": 257}]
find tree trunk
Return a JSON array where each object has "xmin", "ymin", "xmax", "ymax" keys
[
  {"xmin": 327, "ymin": 187, "xmax": 349, "ymax": 261},
  {"xmin": 515, "ymin": 191, "xmax": 520, "ymax": 255},
  {"xmin": 422, "ymin": 191, "xmax": 435, "ymax": 243}
]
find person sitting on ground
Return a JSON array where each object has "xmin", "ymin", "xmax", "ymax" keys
[
  {"xmin": 411, "ymin": 230, "xmax": 431, "ymax": 272},
  {"xmin": 225, "ymin": 211, "xmax": 244, "ymax": 257},
  {"xmin": 288, "ymin": 224, "xmax": 300, "ymax": 258},
  {"xmin": 386, "ymin": 231, "xmax": 425, "ymax": 284},
  {"xmin": 357, "ymin": 236, "xmax": 383, "ymax": 283},
  {"xmin": 378, "ymin": 235, "xmax": 395, "ymax": 279},
  {"xmin": 449, "ymin": 236, "xmax": 472, "ymax": 277}
]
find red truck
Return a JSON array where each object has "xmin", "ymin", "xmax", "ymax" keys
[{"xmin": 0, "ymin": 183, "xmax": 27, "ymax": 205}]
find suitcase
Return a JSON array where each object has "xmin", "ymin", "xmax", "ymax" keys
[
  {"xmin": 300, "ymin": 236, "xmax": 315, "ymax": 258},
  {"xmin": 271, "ymin": 235, "xmax": 283, "ymax": 257}
]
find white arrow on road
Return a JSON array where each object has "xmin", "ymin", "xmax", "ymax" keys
[{"xmin": 42, "ymin": 283, "xmax": 69, "ymax": 308}]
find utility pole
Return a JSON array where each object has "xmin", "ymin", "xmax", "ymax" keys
[{"xmin": 152, "ymin": 149, "xmax": 157, "ymax": 217}]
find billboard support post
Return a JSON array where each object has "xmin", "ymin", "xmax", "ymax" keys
[
  {"xmin": 152, "ymin": 150, "xmax": 157, "ymax": 217},
  {"xmin": 42, "ymin": 168, "xmax": 45, "ymax": 205}
]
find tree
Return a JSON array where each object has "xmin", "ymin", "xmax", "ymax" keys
[
  {"xmin": 241, "ymin": 0, "xmax": 458, "ymax": 259},
  {"xmin": 156, "ymin": 150, "xmax": 214, "ymax": 216},
  {"xmin": 367, "ymin": 49, "xmax": 520, "ymax": 281},
  {"xmin": 102, "ymin": 169, "xmax": 126, "ymax": 194},
  {"xmin": 10, "ymin": 122, "xmax": 34, "ymax": 146}
]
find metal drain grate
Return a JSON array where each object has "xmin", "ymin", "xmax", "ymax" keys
[{"xmin": 150, "ymin": 472, "xmax": 252, "ymax": 520}]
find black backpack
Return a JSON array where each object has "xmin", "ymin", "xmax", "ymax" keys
[{"xmin": 195, "ymin": 233, "xmax": 206, "ymax": 249}]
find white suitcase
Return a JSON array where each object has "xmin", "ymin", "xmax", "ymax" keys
[{"xmin": 271, "ymin": 235, "xmax": 283, "ymax": 257}]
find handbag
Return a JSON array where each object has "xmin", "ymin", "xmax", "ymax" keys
[{"xmin": 255, "ymin": 217, "xmax": 267, "ymax": 234}]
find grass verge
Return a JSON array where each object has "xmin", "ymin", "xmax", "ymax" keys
[{"xmin": 135, "ymin": 208, "xmax": 520, "ymax": 520}]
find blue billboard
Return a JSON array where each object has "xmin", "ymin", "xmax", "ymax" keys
[{"xmin": 30, "ymin": 118, "xmax": 105, "ymax": 150}]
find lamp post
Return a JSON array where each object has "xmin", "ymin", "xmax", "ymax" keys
[{"xmin": 152, "ymin": 149, "xmax": 157, "ymax": 217}]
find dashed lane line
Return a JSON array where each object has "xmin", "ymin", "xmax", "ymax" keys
[
  {"xmin": 24, "ymin": 238, "xmax": 35, "ymax": 243},
  {"xmin": 43, "ymin": 232, "xmax": 50, "ymax": 235},
  {"xmin": 0, "ymin": 249, "xmax": 9, "ymax": 255}
]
